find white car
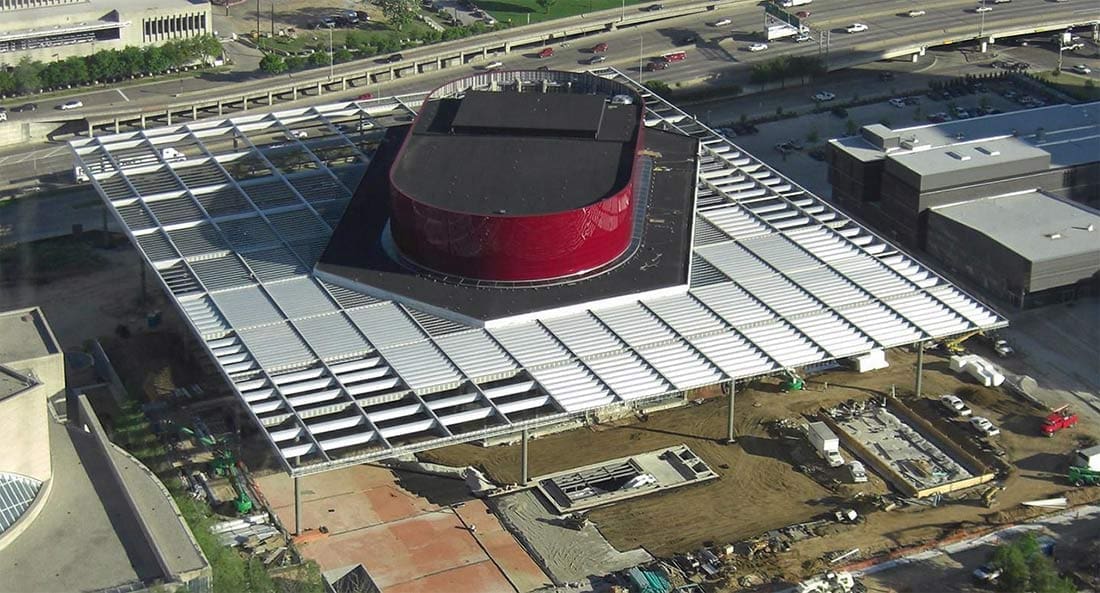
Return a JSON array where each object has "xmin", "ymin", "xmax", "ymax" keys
[
  {"xmin": 59, "ymin": 99, "xmax": 84, "ymax": 110},
  {"xmin": 939, "ymin": 394, "xmax": 973, "ymax": 417},
  {"xmin": 748, "ymin": 43, "xmax": 769, "ymax": 52},
  {"xmin": 795, "ymin": 33, "xmax": 812, "ymax": 42},
  {"xmin": 813, "ymin": 91, "xmax": 836, "ymax": 101},
  {"xmin": 0, "ymin": 111, "xmax": 7, "ymax": 122},
  {"xmin": 975, "ymin": 5, "xmax": 992, "ymax": 12},
  {"xmin": 846, "ymin": 23, "xmax": 868, "ymax": 33},
  {"xmin": 889, "ymin": 98, "xmax": 907, "ymax": 108},
  {"xmin": 1072, "ymin": 64, "xmax": 1092, "ymax": 74},
  {"xmin": 848, "ymin": 461, "xmax": 868, "ymax": 483},
  {"xmin": 713, "ymin": 18, "xmax": 731, "ymax": 27},
  {"xmin": 610, "ymin": 94, "xmax": 634, "ymax": 105},
  {"xmin": 484, "ymin": 61, "xmax": 504, "ymax": 70},
  {"xmin": 969, "ymin": 416, "xmax": 1001, "ymax": 437},
  {"xmin": 907, "ymin": 9, "xmax": 926, "ymax": 17}
]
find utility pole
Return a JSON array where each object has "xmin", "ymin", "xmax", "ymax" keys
[
  {"xmin": 270, "ymin": 3, "xmax": 275, "ymax": 37},
  {"xmin": 255, "ymin": 0, "xmax": 260, "ymax": 39},
  {"xmin": 638, "ymin": 35, "xmax": 643, "ymax": 83},
  {"xmin": 328, "ymin": 26, "xmax": 334, "ymax": 81},
  {"xmin": 620, "ymin": 0, "xmax": 625, "ymax": 22}
]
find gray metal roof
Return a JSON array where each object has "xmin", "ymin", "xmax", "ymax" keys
[
  {"xmin": 932, "ymin": 190, "xmax": 1100, "ymax": 263},
  {"xmin": 831, "ymin": 101, "xmax": 1100, "ymax": 166},
  {"xmin": 72, "ymin": 70, "xmax": 1007, "ymax": 476}
]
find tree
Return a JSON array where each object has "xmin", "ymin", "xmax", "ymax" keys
[
  {"xmin": 88, "ymin": 50, "xmax": 122, "ymax": 82},
  {"xmin": 142, "ymin": 45, "xmax": 172, "ymax": 74},
  {"xmin": 989, "ymin": 533, "xmax": 1075, "ymax": 593},
  {"xmin": 118, "ymin": 46, "xmax": 145, "ymax": 77},
  {"xmin": 379, "ymin": 0, "xmax": 418, "ymax": 30},
  {"xmin": 12, "ymin": 57, "xmax": 43, "ymax": 94},
  {"xmin": 845, "ymin": 118, "xmax": 858, "ymax": 135},
  {"xmin": 536, "ymin": 0, "xmax": 557, "ymax": 13},
  {"xmin": 259, "ymin": 53, "xmax": 287, "ymax": 74},
  {"xmin": 644, "ymin": 80, "xmax": 671, "ymax": 95},
  {"xmin": 0, "ymin": 70, "xmax": 15, "ymax": 95}
]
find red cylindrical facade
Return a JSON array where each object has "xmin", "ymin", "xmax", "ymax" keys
[
  {"xmin": 390, "ymin": 180, "xmax": 634, "ymax": 281},
  {"xmin": 388, "ymin": 71, "xmax": 644, "ymax": 282}
]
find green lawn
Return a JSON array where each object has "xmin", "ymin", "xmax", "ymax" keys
[
  {"xmin": 1033, "ymin": 70, "xmax": 1100, "ymax": 101},
  {"xmin": 258, "ymin": 19, "xmax": 438, "ymax": 55},
  {"xmin": 482, "ymin": 0, "xmax": 650, "ymax": 26}
]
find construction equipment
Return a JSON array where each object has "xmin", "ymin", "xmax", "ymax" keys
[
  {"xmin": 978, "ymin": 485, "xmax": 1001, "ymax": 508},
  {"xmin": 808, "ymin": 422, "xmax": 844, "ymax": 467},
  {"xmin": 169, "ymin": 419, "xmax": 254, "ymax": 514},
  {"xmin": 782, "ymin": 369, "xmax": 805, "ymax": 391},
  {"xmin": 560, "ymin": 512, "xmax": 590, "ymax": 530},
  {"xmin": 940, "ymin": 330, "xmax": 981, "ymax": 355},
  {"xmin": 1074, "ymin": 445, "xmax": 1100, "ymax": 471},
  {"xmin": 1041, "ymin": 405, "xmax": 1079, "ymax": 437},
  {"xmin": 1069, "ymin": 466, "xmax": 1100, "ymax": 486}
]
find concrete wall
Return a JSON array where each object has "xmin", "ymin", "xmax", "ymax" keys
[{"xmin": 0, "ymin": 346, "xmax": 63, "ymax": 484}]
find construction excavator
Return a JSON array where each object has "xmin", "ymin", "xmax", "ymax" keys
[
  {"xmin": 169, "ymin": 420, "xmax": 254, "ymax": 514},
  {"xmin": 782, "ymin": 369, "xmax": 805, "ymax": 392},
  {"xmin": 940, "ymin": 330, "xmax": 982, "ymax": 355}
]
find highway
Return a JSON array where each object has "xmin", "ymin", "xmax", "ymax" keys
[{"xmin": 0, "ymin": 0, "xmax": 1094, "ymax": 131}]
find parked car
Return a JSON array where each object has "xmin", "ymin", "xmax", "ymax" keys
[
  {"xmin": 713, "ymin": 18, "xmax": 731, "ymax": 27},
  {"xmin": 785, "ymin": 138, "xmax": 804, "ymax": 150},
  {"xmin": 889, "ymin": 98, "xmax": 906, "ymax": 108},
  {"xmin": 846, "ymin": 23, "xmax": 868, "ymax": 33},
  {"xmin": 58, "ymin": 99, "xmax": 84, "ymax": 110},
  {"xmin": 969, "ymin": 417, "xmax": 1001, "ymax": 437},
  {"xmin": 848, "ymin": 461, "xmax": 868, "ymax": 483},
  {"xmin": 747, "ymin": 42, "xmax": 769, "ymax": 52},
  {"xmin": 586, "ymin": 55, "xmax": 606, "ymax": 64},
  {"xmin": 676, "ymin": 34, "xmax": 698, "ymax": 46},
  {"xmin": 610, "ymin": 94, "xmax": 634, "ymax": 105},
  {"xmin": 318, "ymin": 16, "xmax": 336, "ymax": 28},
  {"xmin": 973, "ymin": 563, "xmax": 1002, "ymax": 584},
  {"xmin": 13, "ymin": 103, "xmax": 37, "ymax": 113},
  {"xmin": 813, "ymin": 91, "xmax": 836, "ymax": 101},
  {"xmin": 907, "ymin": 9, "xmax": 926, "ymax": 16},
  {"xmin": 939, "ymin": 394, "xmax": 973, "ymax": 417},
  {"xmin": 774, "ymin": 142, "xmax": 794, "ymax": 155}
]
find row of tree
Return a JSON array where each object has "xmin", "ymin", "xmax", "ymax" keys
[
  {"xmin": 749, "ymin": 55, "xmax": 827, "ymax": 88},
  {"xmin": 0, "ymin": 35, "xmax": 222, "ymax": 97}
]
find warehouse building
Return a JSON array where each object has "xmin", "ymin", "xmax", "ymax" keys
[
  {"xmin": 926, "ymin": 190, "xmax": 1100, "ymax": 307},
  {"xmin": 0, "ymin": 0, "xmax": 210, "ymax": 66},
  {"xmin": 828, "ymin": 101, "xmax": 1100, "ymax": 307}
]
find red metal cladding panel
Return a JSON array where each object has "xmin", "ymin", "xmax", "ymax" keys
[{"xmin": 391, "ymin": 182, "xmax": 634, "ymax": 281}]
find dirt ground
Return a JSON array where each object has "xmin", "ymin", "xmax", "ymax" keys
[{"xmin": 422, "ymin": 348, "xmax": 1100, "ymax": 582}]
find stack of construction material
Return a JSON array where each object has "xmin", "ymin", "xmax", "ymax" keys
[{"xmin": 949, "ymin": 354, "xmax": 1005, "ymax": 387}]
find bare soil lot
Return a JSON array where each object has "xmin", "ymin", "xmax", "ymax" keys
[{"xmin": 423, "ymin": 348, "xmax": 1100, "ymax": 580}]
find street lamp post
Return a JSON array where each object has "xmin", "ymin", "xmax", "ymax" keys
[
  {"xmin": 328, "ymin": 26, "xmax": 334, "ymax": 81},
  {"xmin": 621, "ymin": 0, "xmax": 625, "ymax": 22},
  {"xmin": 638, "ymin": 35, "xmax": 643, "ymax": 83}
]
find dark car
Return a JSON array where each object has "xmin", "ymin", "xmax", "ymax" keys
[
  {"xmin": 646, "ymin": 59, "xmax": 669, "ymax": 71},
  {"xmin": 13, "ymin": 103, "xmax": 37, "ymax": 113},
  {"xmin": 586, "ymin": 55, "xmax": 606, "ymax": 65},
  {"xmin": 676, "ymin": 34, "xmax": 698, "ymax": 46},
  {"xmin": 387, "ymin": 53, "xmax": 403, "ymax": 63},
  {"xmin": 644, "ymin": 3, "xmax": 664, "ymax": 11}
]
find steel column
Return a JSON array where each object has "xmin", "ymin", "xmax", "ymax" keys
[
  {"xmin": 520, "ymin": 428, "xmax": 529, "ymax": 486},
  {"xmin": 293, "ymin": 476, "xmax": 302, "ymax": 535},
  {"xmin": 914, "ymin": 341, "xmax": 925, "ymax": 399},
  {"xmin": 726, "ymin": 381, "xmax": 736, "ymax": 443}
]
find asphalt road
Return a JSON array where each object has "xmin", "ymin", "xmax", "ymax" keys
[{"xmin": 861, "ymin": 505, "xmax": 1100, "ymax": 593}]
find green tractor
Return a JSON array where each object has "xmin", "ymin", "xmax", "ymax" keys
[
  {"xmin": 782, "ymin": 369, "xmax": 805, "ymax": 392},
  {"xmin": 1069, "ymin": 466, "xmax": 1100, "ymax": 487}
]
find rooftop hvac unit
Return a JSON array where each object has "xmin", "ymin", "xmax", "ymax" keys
[{"xmin": 899, "ymin": 136, "xmax": 921, "ymax": 150}]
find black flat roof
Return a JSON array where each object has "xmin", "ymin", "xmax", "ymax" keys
[
  {"xmin": 451, "ymin": 91, "xmax": 607, "ymax": 136},
  {"xmin": 318, "ymin": 125, "xmax": 697, "ymax": 323},
  {"xmin": 391, "ymin": 93, "xmax": 640, "ymax": 216}
]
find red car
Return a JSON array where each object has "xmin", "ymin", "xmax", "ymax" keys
[
  {"xmin": 538, "ymin": 47, "xmax": 554, "ymax": 58},
  {"xmin": 661, "ymin": 50, "xmax": 687, "ymax": 62},
  {"xmin": 356, "ymin": 92, "xmax": 373, "ymax": 100},
  {"xmin": 592, "ymin": 42, "xmax": 608, "ymax": 53}
]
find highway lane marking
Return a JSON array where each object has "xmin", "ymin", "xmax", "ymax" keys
[{"xmin": 116, "ymin": 88, "xmax": 130, "ymax": 102}]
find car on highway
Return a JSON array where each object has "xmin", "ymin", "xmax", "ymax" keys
[
  {"xmin": 813, "ymin": 91, "xmax": 835, "ymax": 101},
  {"xmin": 586, "ymin": 55, "xmax": 606, "ymax": 64},
  {"xmin": 610, "ymin": 94, "xmax": 634, "ymax": 105},
  {"xmin": 975, "ymin": 5, "xmax": 992, "ymax": 13},
  {"xmin": 356, "ymin": 92, "xmax": 374, "ymax": 101},
  {"xmin": 747, "ymin": 42, "xmax": 768, "ymax": 52},
  {"xmin": 13, "ymin": 103, "xmax": 37, "ymax": 113},
  {"xmin": 387, "ymin": 53, "xmax": 403, "ymax": 63},
  {"xmin": 907, "ymin": 9, "xmax": 926, "ymax": 17},
  {"xmin": 939, "ymin": 394, "xmax": 973, "ymax": 417},
  {"xmin": 676, "ymin": 34, "xmax": 698, "ymax": 46},
  {"xmin": 1072, "ymin": 64, "xmax": 1092, "ymax": 74},
  {"xmin": 646, "ymin": 59, "xmax": 669, "ymax": 71},
  {"xmin": 795, "ymin": 10, "xmax": 810, "ymax": 18},
  {"xmin": 992, "ymin": 0, "xmax": 1011, "ymax": 3},
  {"xmin": 0, "ymin": 111, "xmax": 6, "ymax": 123},
  {"xmin": 713, "ymin": 18, "xmax": 731, "ymax": 26},
  {"xmin": 591, "ymin": 42, "xmax": 608, "ymax": 53},
  {"xmin": 973, "ymin": 563, "xmax": 1003, "ymax": 584},
  {"xmin": 644, "ymin": 3, "xmax": 663, "ymax": 11},
  {"xmin": 538, "ymin": 47, "xmax": 554, "ymax": 58},
  {"xmin": 484, "ymin": 61, "xmax": 504, "ymax": 70},
  {"xmin": 846, "ymin": 23, "xmax": 868, "ymax": 33},
  {"xmin": 795, "ymin": 33, "xmax": 812, "ymax": 42},
  {"xmin": 969, "ymin": 417, "xmax": 1001, "ymax": 437},
  {"xmin": 58, "ymin": 99, "xmax": 83, "ymax": 110}
]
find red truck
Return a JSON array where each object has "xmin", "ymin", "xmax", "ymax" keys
[{"xmin": 1041, "ymin": 405, "xmax": 1079, "ymax": 437}]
